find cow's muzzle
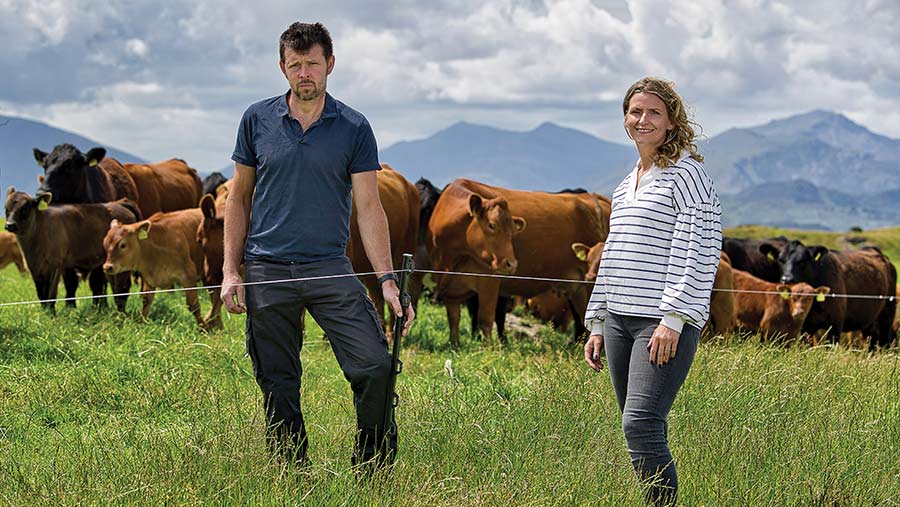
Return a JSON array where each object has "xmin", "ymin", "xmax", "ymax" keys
[{"xmin": 4, "ymin": 222, "xmax": 17, "ymax": 233}]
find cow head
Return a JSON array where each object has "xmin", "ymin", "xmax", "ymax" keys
[
  {"xmin": 777, "ymin": 282, "xmax": 831, "ymax": 325},
  {"xmin": 572, "ymin": 241, "xmax": 605, "ymax": 281},
  {"xmin": 196, "ymin": 194, "xmax": 224, "ymax": 284},
  {"xmin": 764, "ymin": 240, "xmax": 829, "ymax": 284},
  {"xmin": 5, "ymin": 188, "xmax": 51, "ymax": 235},
  {"xmin": 103, "ymin": 218, "xmax": 150, "ymax": 275},
  {"xmin": 34, "ymin": 144, "xmax": 106, "ymax": 203},
  {"xmin": 465, "ymin": 194, "xmax": 525, "ymax": 274}
]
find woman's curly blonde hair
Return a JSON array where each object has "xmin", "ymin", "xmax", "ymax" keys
[{"xmin": 623, "ymin": 77, "xmax": 703, "ymax": 168}]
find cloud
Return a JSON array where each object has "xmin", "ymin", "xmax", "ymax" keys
[{"xmin": 0, "ymin": 0, "xmax": 898, "ymax": 171}]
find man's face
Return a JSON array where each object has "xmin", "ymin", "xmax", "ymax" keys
[{"xmin": 280, "ymin": 44, "xmax": 334, "ymax": 102}]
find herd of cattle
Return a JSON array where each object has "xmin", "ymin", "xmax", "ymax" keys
[{"xmin": 1, "ymin": 143, "xmax": 897, "ymax": 349}]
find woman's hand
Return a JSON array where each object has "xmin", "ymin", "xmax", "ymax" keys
[
  {"xmin": 648, "ymin": 324, "xmax": 680, "ymax": 366},
  {"xmin": 584, "ymin": 334, "xmax": 604, "ymax": 372}
]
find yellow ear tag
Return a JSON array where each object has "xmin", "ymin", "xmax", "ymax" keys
[
  {"xmin": 816, "ymin": 293, "xmax": 826, "ymax": 302},
  {"xmin": 37, "ymin": 200, "xmax": 48, "ymax": 211},
  {"xmin": 780, "ymin": 290, "xmax": 789, "ymax": 300},
  {"xmin": 89, "ymin": 159, "xmax": 99, "ymax": 167},
  {"xmin": 138, "ymin": 229, "xmax": 149, "ymax": 240}
]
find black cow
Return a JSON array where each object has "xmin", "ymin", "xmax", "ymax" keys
[
  {"xmin": 34, "ymin": 144, "xmax": 138, "ymax": 205},
  {"xmin": 723, "ymin": 236, "xmax": 787, "ymax": 282},
  {"xmin": 201, "ymin": 172, "xmax": 228, "ymax": 197},
  {"xmin": 760, "ymin": 239, "xmax": 897, "ymax": 347}
]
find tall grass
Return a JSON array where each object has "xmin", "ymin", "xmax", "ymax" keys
[{"xmin": 0, "ymin": 264, "xmax": 898, "ymax": 506}]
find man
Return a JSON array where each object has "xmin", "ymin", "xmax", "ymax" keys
[{"xmin": 221, "ymin": 22, "xmax": 414, "ymax": 469}]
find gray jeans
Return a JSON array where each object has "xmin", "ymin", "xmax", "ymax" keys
[
  {"xmin": 244, "ymin": 257, "xmax": 392, "ymax": 448},
  {"xmin": 604, "ymin": 312, "xmax": 700, "ymax": 505}
]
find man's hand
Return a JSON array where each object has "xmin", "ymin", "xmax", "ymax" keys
[
  {"xmin": 648, "ymin": 324, "xmax": 680, "ymax": 366},
  {"xmin": 584, "ymin": 333, "xmax": 604, "ymax": 372},
  {"xmin": 382, "ymin": 280, "xmax": 415, "ymax": 336},
  {"xmin": 221, "ymin": 272, "xmax": 246, "ymax": 314}
]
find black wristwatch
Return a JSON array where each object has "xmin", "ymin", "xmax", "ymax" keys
[{"xmin": 377, "ymin": 272, "xmax": 398, "ymax": 287}]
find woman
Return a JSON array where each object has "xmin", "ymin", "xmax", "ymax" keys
[{"xmin": 584, "ymin": 77, "xmax": 721, "ymax": 505}]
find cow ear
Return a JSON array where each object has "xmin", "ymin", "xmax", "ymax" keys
[
  {"xmin": 109, "ymin": 219, "xmax": 120, "ymax": 230},
  {"xmin": 468, "ymin": 194, "xmax": 484, "ymax": 217},
  {"xmin": 512, "ymin": 216, "xmax": 526, "ymax": 234},
  {"xmin": 33, "ymin": 148, "xmax": 47, "ymax": 166},
  {"xmin": 85, "ymin": 147, "xmax": 106, "ymax": 167},
  {"xmin": 571, "ymin": 242, "xmax": 590, "ymax": 262},
  {"xmin": 816, "ymin": 286, "xmax": 830, "ymax": 302},
  {"xmin": 37, "ymin": 192, "xmax": 52, "ymax": 210},
  {"xmin": 37, "ymin": 174, "xmax": 44, "ymax": 184},
  {"xmin": 812, "ymin": 246, "xmax": 828, "ymax": 262},
  {"xmin": 199, "ymin": 194, "xmax": 216, "ymax": 220},
  {"xmin": 759, "ymin": 243, "xmax": 780, "ymax": 262},
  {"xmin": 7, "ymin": 186, "xmax": 15, "ymax": 197},
  {"xmin": 137, "ymin": 221, "xmax": 151, "ymax": 240},
  {"xmin": 776, "ymin": 284, "xmax": 789, "ymax": 300}
]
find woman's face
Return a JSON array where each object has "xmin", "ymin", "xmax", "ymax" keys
[{"xmin": 624, "ymin": 92, "xmax": 674, "ymax": 152}]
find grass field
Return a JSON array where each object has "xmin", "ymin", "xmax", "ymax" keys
[{"xmin": 1, "ymin": 232, "xmax": 899, "ymax": 506}]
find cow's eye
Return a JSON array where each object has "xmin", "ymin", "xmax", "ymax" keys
[
  {"xmin": 119, "ymin": 243, "xmax": 127, "ymax": 250},
  {"xmin": 488, "ymin": 222, "xmax": 496, "ymax": 230}
]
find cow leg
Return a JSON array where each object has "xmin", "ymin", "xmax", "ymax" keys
[
  {"xmin": 874, "ymin": 298, "xmax": 897, "ymax": 349},
  {"xmin": 111, "ymin": 272, "xmax": 131, "ymax": 312},
  {"xmin": 476, "ymin": 283, "xmax": 501, "ymax": 344},
  {"xmin": 495, "ymin": 296, "xmax": 510, "ymax": 344},
  {"xmin": 140, "ymin": 280, "xmax": 155, "ymax": 319},
  {"xmin": 62, "ymin": 268, "xmax": 79, "ymax": 308},
  {"xmin": 567, "ymin": 286, "xmax": 590, "ymax": 345},
  {"xmin": 465, "ymin": 294, "xmax": 479, "ymax": 339},
  {"xmin": 15, "ymin": 254, "xmax": 27, "ymax": 275},
  {"xmin": 32, "ymin": 273, "xmax": 55, "ymax": 314},
  {"xmin": 46, "ymin": 269, "xmax": 61, "ymax": 314},
  {"xmin": 88, "ymin": 267, "xmax": 108, "ymax": 308},
  {"xmin": 446, "ymin": 302, "xmax": 462, "ymax": 348},
  {"xmin": 184, "ymin": 285, "xmax": 207, "ymax": 330},
  {"xmin": 203, "ymin": 286, "xmax": 224, "ymax": 330}
]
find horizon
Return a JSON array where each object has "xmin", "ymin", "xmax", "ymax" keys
[{"xmin": 1, "ymin": 107, "xmax": 888, "ymax": 171}]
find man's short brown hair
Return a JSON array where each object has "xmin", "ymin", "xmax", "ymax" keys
[{"xmin": 279, "ymin": 22, "xmax": 333, "ymax": 62}]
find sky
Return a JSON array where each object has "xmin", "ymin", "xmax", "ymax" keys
[{"xmin": 1, "ymin": 0, "xmax": 898, "ymax": 172}]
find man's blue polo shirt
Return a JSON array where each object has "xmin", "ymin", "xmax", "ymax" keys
[{"xmin": 232, "ymin": 91, "xmax": 380, "ymax": 263}]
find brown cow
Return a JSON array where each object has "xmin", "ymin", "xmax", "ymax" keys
[
  {"xmin": 104, "ymin": 208, "xmax": 221, "ymax": 329},
  {"xmin": 705, "ymin": 252, "xmax": 736, "ymax": 337},
  {"xmin": 214, "ymin": 179, "xmax": 231, "ymax": 213},
  {"xmin": 732, "ymin": 268, "xmax": 830, "ymax": 341},
  {"xmin": 525, "ymin": 289, "xmax": 572, "ymax": 332},
  {"xmin": 431, "ymin": 180, "xmax": 608, "ymax": 345},
  {"xmin": 5, "ymin": 188, "xmax": 139, "ymax": 312},
  {"xmin": 0, "ymin": 231, "xmax": 27, "ymax": 274},
  {"xmin": 427, "ymin": 179, "xmax": 527, "ymax": 345},
  {"xmin": 346, "ymin": 164, "xmax": 420, "ymax": 333},
  {"xmin": 123, "ymin": 159, "xmax": 203, "ymax": 216}
]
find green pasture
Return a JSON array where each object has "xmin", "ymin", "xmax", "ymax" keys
[{"xmin": 0, "ymin": 256, "xmax": 898, "ymax": 506}]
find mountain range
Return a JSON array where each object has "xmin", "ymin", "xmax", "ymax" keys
[{"xmin": 2, "ymin": 110, "xmax": 898, "ymax": 231}]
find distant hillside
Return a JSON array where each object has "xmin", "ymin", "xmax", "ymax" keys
[
  {"xmin": 0, "ymin": 114, "xmax": 146, "ymax": 195},
  {"xmin": 380, "ymin": 121, "xmax": 635, "ymax": 193},
  {"xmin": 720, "ymin": 179, "xmax": 897, "ymax": 231},
  {"xmin": 703, "ymin": 110, "xmax": 900, "ymax": 195}
]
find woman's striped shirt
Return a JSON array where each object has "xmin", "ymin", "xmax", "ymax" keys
[{"xmin": 584, "ymin": 153, "xmax": 722, "ymax": 334}]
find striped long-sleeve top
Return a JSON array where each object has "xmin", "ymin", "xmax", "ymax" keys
[{"xmin": 584, "ymin": 153, "xmax": 722, "ymax": 335}]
